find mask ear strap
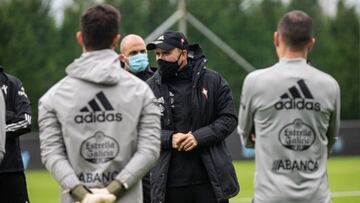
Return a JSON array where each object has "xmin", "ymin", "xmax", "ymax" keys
[{"xmin": 177, "ymin": 51, "xmax": 184, "ymax": 67}]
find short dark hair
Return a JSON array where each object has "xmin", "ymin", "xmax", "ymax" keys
[
  {"xmin": 277, "ymin": 10, "xmax": 313, "ymax": 50},
  {"xmin": 80, "ymin": 4, "xmax": 121, "ymax": 50}
]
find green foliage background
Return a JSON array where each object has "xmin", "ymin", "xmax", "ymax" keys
[{"xmin": 0, "ymin": 0, "xmax": 359, "ymax": 130}]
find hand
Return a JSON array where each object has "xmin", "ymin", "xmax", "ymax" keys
[
  {"xmin": 178, "ymin": 132, "xmax": 198, "ymax": 151},
  {"xmin": 0, "ymin": 152, "xmax": 3, "ymax": 164},
  {"xmin": 91, "ymin": 188, "xmax": 110, "ymax": 194},
  {"xmin": 79, "ymin": 193, "xmax": 116, "ymax": 203},
  {"xmin": 172, "ymin": 132, "xmax": 187, "ymax": 149},
  {"xmin": 251, "ymin": 134, "xmax": 256, "ymax": 142}
]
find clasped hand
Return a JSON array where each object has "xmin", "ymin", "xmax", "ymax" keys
[
  {"xmin": 172, "ymin": 132, "xmax": 198, "ymax": 151},
  {"xmin": 76, "ymin": 188, "xmax": 115, "ymax": 203}
]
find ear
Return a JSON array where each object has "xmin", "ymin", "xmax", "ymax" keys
[
  {"xmin": 119, "ymin": 53, "xmax": 126, "ymax": 63},
  {"xmin": 111, "ymin": 34, "xmax": 121, "ymax": 50},
  {"xmin": 182, "ymin": 49, "xmax": 188, "ymax": 56},
  {"xmin": 307, "ymin": 37, "xmax": 316, "ymax": 52},
  {"xmin": 179, "ymin": 49, "xmax": 188, "ymax": 67},
  {"xmin": 181, "ymin": 49, "xmax": 188, "ymax": 60},
  {"xmin": 76, "ymin": 32, "xmax": 84, "ymax": 47},
  {"xmin": 274, "ymin": 31, "xmax": 280, "ymax": 47},
  {"xmin": 119, "ymin": 53, "xmax": 129, "ymax": 70}
]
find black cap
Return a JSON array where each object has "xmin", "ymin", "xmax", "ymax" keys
[{"xmin": 146, "ymin": 31, "xmax": 188, "ymax": 51}]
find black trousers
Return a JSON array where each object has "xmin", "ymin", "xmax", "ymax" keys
[
  {"xmin": 142, "ymin": 173, "xmax": 151, "ymax": 203},
  {"xmin": 0, "ymin": 171, "xmax": 30, "ymax": 203},
  {"xmin": 165, "ymin": 183, "xmax": 229, "ymax": 203}
]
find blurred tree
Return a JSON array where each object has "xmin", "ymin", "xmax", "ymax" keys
[
  {"xmin": 184, "ymin": 0, "xmax": 286, "ymax": 106},
  {"xmin": 327, "ymin": 0, "xmax": 359, "ymax": 119},
  {"xmin": 0, "ymin": 0, "xmax": 58, "ymax": 130},
  {"xmin": 106, "ymin": 0, "xmax": 177, "ymax": 57},
  {"xmin": 55, "ymin": 0, "xmax": 84, "ymax": 70},
  {"xmin": 0, "ymin": 0, "xmax": 359, "ymax": 132}
]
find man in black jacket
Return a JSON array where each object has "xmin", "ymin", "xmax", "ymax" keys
[
  {"xmin": 0, "ymin": 92, "xmax": 5, "ymax": 164},
  {"xmin": 146, "ymin": 31, "xmax": 239, "ymax": 203},
  {"xmin": 119, "ymin": 34, "xmax": 155, "ymax": 81},
  {"xmin": 119, "ymin": 34, "xmax": 156, "ymax": 203},
  {"xmin": 0, "ymin": 65, "xmax": 32, "ymax": 203}
]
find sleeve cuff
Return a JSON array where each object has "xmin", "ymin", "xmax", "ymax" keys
[
  {"xmin": 107, "ymin": 180, "xmax": 126, "ymax": 198},
  {"xmin": 69, "ymin": 184, "xmax": 92, "ymax": 201}
]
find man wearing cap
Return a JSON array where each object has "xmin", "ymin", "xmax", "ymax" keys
[{"xmin": 146, "ymin": 31, "xmax": 239, "ymax": 203}]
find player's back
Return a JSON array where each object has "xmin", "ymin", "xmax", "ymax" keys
[{"xmin": 247, "ymin": 58, "xmax": 339, "ymax": 203}]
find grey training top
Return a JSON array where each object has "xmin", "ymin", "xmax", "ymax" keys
[
  {"xmin": 39, "ymin": 49, "xmax": 161, "ymax": 203},
  {"xmin": 238, "ymin": 58, "xmax": 340, "ymax": 203}
]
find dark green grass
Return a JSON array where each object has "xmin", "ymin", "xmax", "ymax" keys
[{"xmin": 26, "ymin": 156, "xmax": 360, "ymax": 203}]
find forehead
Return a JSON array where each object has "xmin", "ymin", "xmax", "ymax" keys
[{"xmin": 123, "ymin": 39, "xmax": 146, "ymax": 53}]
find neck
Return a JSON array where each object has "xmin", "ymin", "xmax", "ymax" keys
[
  {"xmin": 279, "ymin": 49, "xmax": 308, "ymax": 60},
  {"xmin": 277, "ymin": 46, "xmax": 308, "ymax": 60}
]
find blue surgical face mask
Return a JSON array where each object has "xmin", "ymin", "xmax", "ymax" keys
[{"xmin": 128, "ymin": 53, "xmax": 149, "ymax": 73}]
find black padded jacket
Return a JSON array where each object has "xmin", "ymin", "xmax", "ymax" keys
[
  {"xmin": 0, "ymin": 66, "xmax": 31, "ymax": 172},
  {"xmin": 147, "ymin": 44, "xmax": 239, "ymax": 203}
]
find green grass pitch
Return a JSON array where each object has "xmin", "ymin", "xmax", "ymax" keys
[{"xmin": 26, "ymin": 156, "xmax": 360, "ymax": 203}]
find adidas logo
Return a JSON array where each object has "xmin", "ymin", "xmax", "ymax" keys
[
  {"xmin": 274, "ymin": 79, "xmax": 321, "ymax": 111},
  {"xmin": 74, "ymin": 91, "xmax": 122, "ymax": 124}
]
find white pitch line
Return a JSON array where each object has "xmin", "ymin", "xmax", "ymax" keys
[
  {"xmin": 332, "ymin": 191, "xmax": 360, "ymax": 197},
  {"xmin": 231, "ymin": 191, "xmax": 360, "ymax": 203}
]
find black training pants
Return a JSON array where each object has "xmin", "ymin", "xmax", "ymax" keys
[
  {"xmin": 0, "ymin": 171, "xmax": 30, "ymax": 203},
  {"xmin": 143, "ymin": 173, "xmax": 151, "ymax": 203},
  {"xmin": 165, "ymin": 183, "xmax": 229, "ymax": 203}
]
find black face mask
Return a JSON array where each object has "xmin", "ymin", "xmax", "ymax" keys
[{"xmin": 157, "ymin": 53, "xmax": 183, "ymax": 79}]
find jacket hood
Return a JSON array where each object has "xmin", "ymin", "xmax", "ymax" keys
[
  {"xmin": 187, "ymin": 44, "xmax": 206, "ymax": 63},
  {"xmin": 66, "ymin": 49, "xmax": 122, "ymax": 85}
]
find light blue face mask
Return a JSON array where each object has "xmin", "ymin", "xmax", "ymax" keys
[{"xmin": 128, "ymin": 53, "xmax": 149, "ymax": 73}]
